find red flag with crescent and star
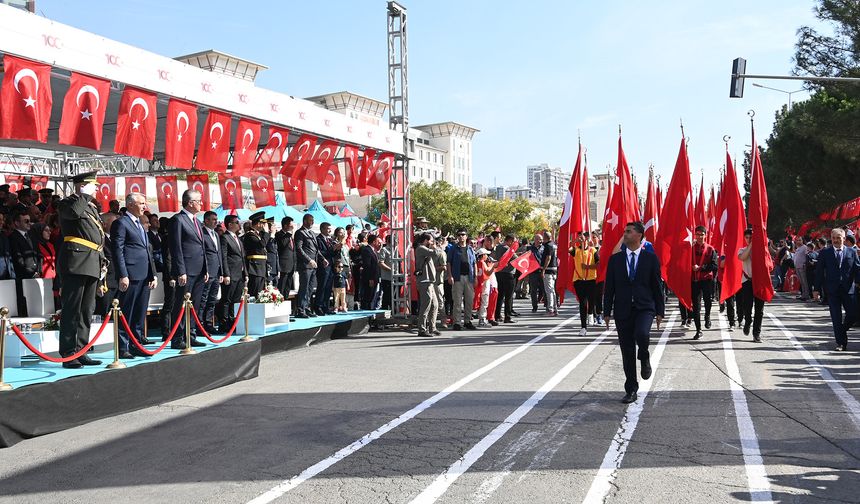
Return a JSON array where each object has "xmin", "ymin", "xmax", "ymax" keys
[
  {"xmin": 306, "ymin": 140, "xmax": 339, "ymax": 184},
  {"xmin": 281, "ymin": 134, "xmax": 317, "ymax": 180},
  {"xmin": 232, "ymin": 119, "xmax": 262, "ymax": 176},
  {"xmin": 252, "ymin": 126, "xmax": 288, "ymax": 174},
  {"xmin": 556, "ymin": 143, "xmax": 586, "ymax": 304},
  {"xmin": 707, "ymin": 186, "xmax": 717, "ymax": 244},
  {"xmin": 29, "ymin": 176, "xmax": 48, "ymax": 192},
  {"xmin": 187, "ymin": 173, "xmax": 211, "ymax": 210},
  {"xmin": 251, "ymin": 171, "xmax": 276, "ymax": 208},
  {"xmin": 512, "ymin": 250, "xmax": 541, "ymax": 281},
  {"xmin": 363, "ymin": 152, "xmax": 394, "ymax": 195},
  {"xmin": 124, "ymin": 176, "xmax": 147, "ymax": 198},
  {"xmin": 654, "ymin": 136, "xmax": 694, "ymax": 310},
  {"xmin": 695, "ymin": 177, "xmax": 707, "ymax": 229},
  {"xmin": 720, "ymin": 150, "xmax": 746, "ymax": 302},
  {"xmin": 320, "ymin": 163, "xmax": 346, "ymax": 203},
  {"xmin": 282, "ymin": 175, "xmax": 307, "ymax": 207},
  {"xmin": 0, "ymin": 55, "xmax": 53, "ymax": 143},
  {"xmin": 218, "ymin": 173, "xmax": 243, "ymax": 210},
  {"xmin": 597, "ymin": 135, "xmax": 639, "ymax": 282},
  {"xmin": 115, "ymin": 86, "xmax": 157, "ymax": 160},
  {"xmin": 749, "ymin": 127, "xmax": 775, "ymax": 303},
  {"xmin": 164, "ymin": 99, "xmax": 198, "ymax": 169},
  {"xmin": 155, "ymin": 175, "xmax": 179, "ymax": 212},
  {"xmin": 643, "ymin": 169, "xmax": 659, "ymax": 246},
  {"xmin": 343, "ymin": 145, "xmax": 362, "ymax": 189},
  {"xmin": 196, "ymin": 109, "xmax": 232, "ymax": 172},
  {"xmin": 94, "ymin": 176, "xmax": 115, "ymax": 213},
  {"xmin": 4, "ymin": 175, "xmax": 24, "ymax": 193},
  {"xmin": 58, "ymin": 72, "xmax": 110, "ymax": 150},
  {"xmin": 495, "ymin": 242, "xmax": 520, "ymax": 271}
]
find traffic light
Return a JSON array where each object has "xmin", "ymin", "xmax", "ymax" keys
[{"xmin": 730, "ymin": 57, "xmax": 747, "ymax": 98}]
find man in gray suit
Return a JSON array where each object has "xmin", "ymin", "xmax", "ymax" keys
[{"xmin": 415, "ymin": 232, "xmax": 439, "ymax": 337}]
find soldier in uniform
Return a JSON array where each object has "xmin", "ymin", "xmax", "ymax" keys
[
  {"xmin": 244, "ymin": 211, "xmax": 269, "ymax": 299},
  {"xmin": 56, "ymin": 171, "xmax": 105, "ymax": 368}
]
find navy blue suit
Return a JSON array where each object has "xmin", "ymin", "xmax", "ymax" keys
[
  {"xmin": 200, "ymin": 226, "xmax": 223, "ymax": 331},
  {"xmin": 603, "ymin": 247, "xmax": 665, "ymax": 394},
  {"xmin": 815, "ymin": 246, "xmax": 860, "ymax": 347},
  {"xmin": 168, "ymin": 211, "xmax": 208, "ymax": 346},
  {"xmin": 112, "ymin": 214, "xmax": 156, "ymax": 352}
]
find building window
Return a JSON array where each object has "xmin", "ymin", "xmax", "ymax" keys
[
  {"xmin": 409, "ymin": 139, "xmax": 414, "ymax": 152},
  {"xmin": 419, "ymin": 150, "xmax": 423, "ymax": 161},
  {"xmin": 440, "ymin": 154, "xmax": 444, "ymax": 164},
  {"xmin": 433, "ymin": 153, "xmax": 437, "ymax": 163},
  {"xmin": 412, "ymin": 166, "xmax": 416, "ymax": 177}
]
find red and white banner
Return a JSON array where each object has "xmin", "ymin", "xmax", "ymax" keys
[
  {"xmin": 125, "ymin": 176, "xmax": 147, "ymax": 197},
  {"xmin": 232, "ymin": 119, "xmax": 262, "ymax": 176},
  {"xmin": 218, "ymin": 173, "xmax": 243, "ymax": 210},
  {"xmin": 598, "ymin": 136, "xmax": 639, "ymax": 282},
  {"xmin": 186, "ymin": 173, "xmax": 211, "ymax": 210},
  {"xmin": 749, "ymin": 132, "xmax": 775, "ymax": 302},
  {"xmin": 164, "ymin": 99, "xmax": 198, "ymax": 169},
  {"xmin": 59, "ymin": 72, "xmax": 111, "ymax": 150},
  {"xmin": 95, "ymin": 176, "xmax": 115, "ymax": 212},
  {"xmin": 250, "ymin": 171, "xmax": 276, "ymax": 208},
  {"xmin": 512, "ymin": 251, "xmax": 541, "ymax": 280},
  {"xmin": 195, "ymin": 109, "xmax": 232, "ymax": 172},
  {"xmin": 320, "ymin": 164, "xmax": 346, "ymax": 203},
  {"xmin": 281, "ymin": 134, "xmax": 318, "ymax": 180},
  {"xmin": 114, "ymin": 86, "xmax": 157, "ymax": 160},
  {"xmin": 282, "ymin": 175, "xmax": 307, "ymax": 207},
  {"xmin": 306, "ymin": 140, "xmax": 339, "ymax": 184},
  {"xmin": 0, "ymin": 55, "xmax": 52, "ymax": 143},
  {"xmin": 253, "ymin": 126, "xmax": 289, "ymax": 174},
  {"xmin": 155, "ymin": 175, "xmax": 179, "ymax": 212},
  {"xmin": 720, "ymin": 150, "xmax": 747, "ymax": 302}
]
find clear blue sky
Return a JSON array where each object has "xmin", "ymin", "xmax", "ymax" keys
[{"xmin": 38, "ymin": 0, "xmax": 820, "ymax": 194}]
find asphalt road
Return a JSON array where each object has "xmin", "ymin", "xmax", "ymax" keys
[{"xmin": 1, "ymin": 293, "xmax": 859, "ymax": 504}]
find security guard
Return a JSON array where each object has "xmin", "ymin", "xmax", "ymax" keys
[
  {"xmin": 56, "ymin": 171, "xmax": 105, "ymax": 368},
  {"xmin": 244, "ymin": 211, "xmax": 269, "ymax": 298}
]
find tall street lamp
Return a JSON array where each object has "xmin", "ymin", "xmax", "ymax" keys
[{"xmin": 751, "ymin": 83, "xmax": 806, "ymax": 110}]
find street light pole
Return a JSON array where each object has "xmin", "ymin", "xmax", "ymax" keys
[{"xmin": 751, "ymin": 82, "xmax": 805, "ymax": 110}]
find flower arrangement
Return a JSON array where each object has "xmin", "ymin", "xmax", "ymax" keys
[
  {"xmin": 255, "ymin": 284, "xmax": 285, "ymax": 305},
  {"xmin": 43, "ymin": 310, "xmax": 61, "ymax": 330}
]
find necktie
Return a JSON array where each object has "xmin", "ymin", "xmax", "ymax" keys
[
  {"xmin": 135, "ymin": 219, "xmax": 147, "ymax": 246},
  {"xmin": 232, "ymin": 232, "xmax": 241, "ymax": 251},
  {"xmin": 191, "ymin": 214, "xmax": 202, "ymax": 239},
  {"xmin": 628, "ymin": 252, "xmax": 636, "ymax": 282},
  {"xmin": 209, "ymin": 229, "xmax": 218, "ymax": 250},
  {"xmin": 836, "ymin": 249, "xmax": 843, "ymax": 268}
]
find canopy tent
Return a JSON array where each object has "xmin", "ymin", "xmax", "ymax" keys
[
  {"xmin": 305, "ymin": 200, "xmax": 347, "ymax": 227},
  {"xmin": 208, "ymin": 205, "xmax": 253, "ymax": 222},
  {"xmin": 339, "ymin": 203, "xmax": 375, "ymax": 229}
]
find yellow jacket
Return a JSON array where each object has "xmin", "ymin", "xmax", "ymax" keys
[{"xmin": 571, "ymin": 246, "xmax": 598, "ymax": 282}]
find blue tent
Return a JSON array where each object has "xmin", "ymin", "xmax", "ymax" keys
[
  {"xmin": 258, "ymin": 194, "xmax": 304, "ymax": 223},
  {"xmin": 305, "ymin": 200, "xmax": 345, "ymax": 227},
  {"xmin": 208, "ymin": 205, "xmax": 252, "ymax": 221}
]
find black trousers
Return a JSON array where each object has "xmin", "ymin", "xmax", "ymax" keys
[
  {"xmin": 161, "ymin": 278, "xmax": 176, "ymax": 338},
  {"xmin": 444, "ymin": 281, "xmax": 453, "ymax": 316},
  {"xmin": 118, "ymin": 278, "xmax": 150, "ymax": 351},
  {"xmin": 171, "ymin": 270, "xmax": 205, "ymax": 346},
  {"xmin": 574, "ymin": 280, "xmax": 598, "ymax": 328},
  {"xmin": 14, "ymin": 278, "xmax": 28, "ymax": 317},
  {"xmin": 199, "ymin": 277, "xmax": 220, "ymax": 329},
  {"xmin": 380, "ymin": 278, "xmax": 392, "ymax": 310},
  {"xmin": 615, "ymin": 310, "xmax": 655, "ymax": 394},
  {"xmin": 360, "ymin": 279, "xmax": 376, "ymax": 310},
  {"xmin": 297, "ymin": 268, "xmax": 316, "ymax": 314},
  {"xmin": 739, "ymin": 281, "xmax": 765, "ymax": 337},
  {"xmin": 277, "ymin": 269, "xmax": 295, "ymax": 296},
  {"xmin": 691, "ymin": 280, "xmax": 714, "ymax": 331},
  {"xmin": 529, "ymin": 273, "xmax": 544, "ymax": 310},
  {"xmin": 216, "ymin": 276, "xmax": 245, "ymax": 325},
  {"xmin": 595, "ymin": 282, "xmax": 604, "ymax": 315},
  {"xmin": 314, "ymin": 266, "xmax": 332, "ymax": 313},
  {"xmin": 247, "ymin": 275, "xmax": 266, "ymax": 302},
  {"xmin": 679, "ymin": 303, "xmax": 690, "ymax": 324},
  {"xmin": 724, "ymin": 294, "xmax": 737, "ymax": 326},
  {"xmin": 59, "ymin": 273, "xmax": 97, "ymax": 356},
  {"xmin": 495, "ymin": 272, "xmax": 515, "ymax": 321},
  {"xmin": 827, "ymin": 291, "xmax": 856, "ymax": 347}
]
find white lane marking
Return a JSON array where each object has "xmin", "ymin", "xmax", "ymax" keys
[
  {"xmin": 768, "ymin": 313, "xmax": 860, "ymax": 431},
  {"xmin": 246, "ymin": 314, "xmax": 578, "ymax": 504},
  {"xmin": 582, "ymin": 313, "xmax": 677, "ymax": 504},
  {"xmin": 410, "ymin": 329, "xmax": 613, "ymax": 504},
  {"xmin": 719, "ymin": 313, "xmax": 773, "ymax": 502}
]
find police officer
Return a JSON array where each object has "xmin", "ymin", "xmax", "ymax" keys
[
  {"xmin": 244, "ymin": 212, "xmax": 269, "ymax": 298},
  {"xmin": 56, "ymin": 171, "xmax": 105, "ymax": 368}
]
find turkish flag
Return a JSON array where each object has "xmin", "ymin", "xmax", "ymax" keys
[
  {"xmin": 656, "ymin": 183, "xmax": 663, "ymax": 215},
  {"xmin": 281, "ymin": 134, "xmax": 317, "ymax": 180},
  {"xmin": 115, "ymin": 86, "xmax": 157, "ymax": 160},
  {"xmin": 0, "ymin": 55, "xmax": 52, "ymax": 143},
  {"xmin": 749, "ymin": 130, "xmax": 775, "ymax": 302},
  {"xmin": 707, "ymin": 186, "xmax": 717, "ymax": 244},
  {"xmin": 643, "ymin": 170, "xmax": 659, "ymax": 246},
  {"xmin": 196, "ymin": 109, "xmax": 232, "ymax": 172},
  {"xmin": 495, "ymin": 241, "xmax": 520, "ymax": 271},
  {"xmin": 343, "ymin": 145, "xmax": 361, "ymax": 189},
  {"xmin": 250, "ymin": 171, "xmax": 276, "ymax": 208},
  {"xmin": 164, "ymin": 99, "xmax": 198, "ymax": 169},
  {"xmin": 557, "ymin": 144, "xmax": 586, "ymax": 304},
  {"xmin": 282, "ymin": 175, "xmax": 307, "ymax": 207},
  {"xmin": 187, "ymin": 173, "xmax": 211, "ymax": 210},
  {"xmin": 232, "ymin": 119, "xmax": 262, "ymax": 176},
  {"xmin": 95, "ymin": 176, "xmax": 115, "ymax": 213},
  {"xmin": 597, "ymin": 136, "xmax": 639, "ymax": 282},
  {"xmin": 306, "ymin": 140, "xmax": 339, "ymax": 184},
  {"xmin": 58, "ymin": 72, "xmax": 110, "ymax": 150},
  {"xmin": 695, "ymin": 178, "xmax": 707, "ymax": 229},
  {"xmin": 356, "ymin": 148, "xmax": 376, "ymax": 191},
  {"xmin": 4, "ymin": 175, "xmax": 24, "ymax": 192},
  {"xmin": 218, "ymin": 173, "xmax": 243, "ymax": 210},
  {"xmin": 512, "ymin": 251, "xmax": 541, "ymax": 281},
  {"xmin": 720, "ymin": 150, "xmax": 747, "ymax": 303},
  {"xmin": 711, "ymin": 177, "xmax": 725, "ymax": 257},
  {"xmin": 653, "ymin": 137, "xmax": 694, "ymax": 310},
  {"xmin": 320, "ymin": 163, "xmax": 346, "ymax": 203},
  {"xmin": 28, "ymin": 176, "xmax": 48, "ymax": 192},
  {"xmin": 252, "ymin": 126, "xmax": 289, "ymax": 174},
  {"xmin": 155, "ymin": 175, "xmax": 179, "ymax": 212},
  {"xmin": 125, "ymin": 176, "xmax": 147, "ymax": 197},
  {"xmin": 365, "ymin": 152, "xmax": 394, "ymax": 193}
]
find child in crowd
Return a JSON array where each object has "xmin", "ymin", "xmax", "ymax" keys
[{"xmin": 333, "ymin": 260, "xmax": 349, "ymax": 313}]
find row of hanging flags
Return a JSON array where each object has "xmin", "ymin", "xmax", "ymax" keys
[
  {"xmin": 0, "ymin": 55, "xmax": 395, "ymax": 210},
  {"xmin": 556, "ymin": 123, "xmax": 775, "ymax": 311},
  {"xmin": 795, "ymin": 194, "xmax": 860, "ymax": 237}
]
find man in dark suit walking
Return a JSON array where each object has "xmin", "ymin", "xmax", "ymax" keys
[
  {"xmin": 217, "ymin": 215, "xmax": 246, "ymax": 331},
  {"xmin": 360, "ymin": 234, "xmax": 381, "ymax": 310},
  {"xmin": 200, "ymin": 210, "xmax": 223, "ymax": 334},
  {"xmin": 294, "ymin": 214, "xmax": 323, "ymax": 318},
  {"xmin": 814, "ymin": 228, "xmax": 860, "ymax": 351},
  {"xmin": 167, "ymin": 190, "xmax": 208, "ymax": 349},
  {"xmin": 112, "ymin": 193, "xmax": 157, "ymax": 357},
  {"xmin": 9, "ymin": 210, "xmax": 39, "ymax": 316},
  {"xmin": 56, "ymin": 171, "xmax": 104, "ymax": 368},
  {"xmin": 603, "ymin": 221, "xmax": 665, "ymax": 404}
]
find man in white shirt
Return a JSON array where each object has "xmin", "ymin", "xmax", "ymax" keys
[{"xmin": 738, "ymin": 228, "xmax": 765, "ymax": 342}]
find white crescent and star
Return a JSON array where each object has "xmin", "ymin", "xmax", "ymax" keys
[
  {"xmin": 719, "ymin": 209, "xmax": 728, "ymax": 233},
  {"xmin": 75, "ymin": 85, "xmax": 100, "ymax": 120},
  {"xmin": 176, "ymin": 111, "xmax": 190, "ymax": 141},
  {"xmin": 326, "ymin": 169, "xmax": 337, "ymax": 188},
  {"xmin": 209, "ymin": 122, "xmax": 224, "ymax": 149},
  {"xmin": 192, "ymin": 181, "xmax": 205, "ymax": 193},
  {"xmin": 241, "ymin": 128, "xmax": 254, "ymax": 154},
  {"xmin": 286, "ymin": 177, "xmax": 299, "ymax": 192},
  {"xmin": 129, "ymin": 97, "xmax": 149, "ymax": 130},
  {"xmin": 256, "ymin": 176, "xmax": 269, "ymax": 192},
  {"xmin": 160, "ymin": 182, "xmax": 173, "ymax": 198},
  {"xmin": 13, "ymin": 69, "xmax": 38, "ymax": 108},
  {"xmin": 129, "ymin": 183, "xmax": 141, "ymax": 193},
  {"xmin": 225, "ymin": 178, "xmax": 237, "ymax": 196}
]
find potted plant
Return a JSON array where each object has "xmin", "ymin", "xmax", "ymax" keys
[{"xmin": 237, "ymin": 284, "xmax": 291, "ymax": 335}]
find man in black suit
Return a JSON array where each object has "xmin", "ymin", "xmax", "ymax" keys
[
  {"xmin": 275, "ymin": 216, "xmax": 296, "ymax": 296},
  {"xmin": 9, "ymin": 210, "xmax": 38, "ymax": 316},
  {"xmin": 814, "ymin": 228, "xmax": 860, "ymax": 351},
  {"xmin": 314, "ymin": 222, "xmax": 336, "ymax": 315},
  {"xmin": 294, "ymin": 214, "xmax": 322, "ymax": 318},
  {"xmin": 264, "ymin": 219, "xmax": 279, "ymax": 287},
  {"xmin": 95, "ymin": 212, "xmax": 120, "ymax": 318},
  {"xmin": 200, "ymin": 210, "xmax": 223, "ymax": 334},
  {"xmin": 158, "ymin": 217, "xmax": 175, "ymax": 339},
  {"xmin": 360, "ymin": 234, "xmax": 381, "ymax": 310},
  {"xmin": 112, "ymin": 193, "xmax": 157, "ymax": 357},
  {"xmin": 167, "ymin": 190, "xmax": 208, "ymax": 349},
  {"xmin": 244, "ymin": 212, "xmax": 269, "ymax": 300},
  {"xmin": 217, "ymin": 214, "xmax": 246, "ymax": 330},
  {"xmin": 56, "ymin": 171, "xmax": 104, "ymax": 368},
  {"xmin": 603, "ymin": 221, "xmax": 665, "ymax": 404}
]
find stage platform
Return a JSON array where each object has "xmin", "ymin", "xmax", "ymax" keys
[{"xmin": 0, "ymin": 310, "xmax": 383, "ymax": 448}]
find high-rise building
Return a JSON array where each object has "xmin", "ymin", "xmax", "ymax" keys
[
  {"xmin": 505, "ymin": 185, "xmax": 537, "ymax": 201},
  {"xmin": 526, "ymin": 163, "xmax": 571, "ymax": 202},
  {"xmin": 472, "ymin": 183, "xmax": 487, "ymax": 197},
  {"xmin": 487, "ymin": 186, "xmax": 506, "ymax": 200}
]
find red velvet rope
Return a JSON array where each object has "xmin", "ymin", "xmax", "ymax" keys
[
  {"xmin": 190, "ymin": 300, "xmax": 245, "ymax": 344},
  {"xmin": 121, "ymin": 305, "xmax": 184, "ymax": 356},
  {"xmin": 9, "ymin": 312, "xmax": 111, "ymax": 363}
]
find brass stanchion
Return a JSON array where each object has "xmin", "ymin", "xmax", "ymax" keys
[
  {"xmin": 179, "ymin": 292, "xmax": 196, "ymax": 355},
  {"xmin": 239, "ymin": 286, "xmax": 253, "ymax": 342},
  {"xmin": 106, "ymin": 299, "xmax": 126, "ymax": 369},
  {"xmin": 0, "ymin": 307, "xmax": 13, "ymax": 391}
]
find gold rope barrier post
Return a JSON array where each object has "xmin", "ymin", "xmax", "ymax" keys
[
  {"xmin": 106, "ymin": 299, "xmax": 126, "ymax": 370},
  {"xmin": 239, "ymin": 286, "xmax": 253, "ymax": 342},
  {"xmin": 180, "ymin": 292, "xmax": 196, "ymax": 355},
  {"xmin": 0, "ymin": 307, "xmax": 12, "ymax": 391}
]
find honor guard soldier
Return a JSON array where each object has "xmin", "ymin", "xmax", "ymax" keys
[
  {"xmin": 244, "ymin": 211, "xmax": 269, "ymax": 298},
  {"xmin": 56, "ymin": 171, "xmax": 105, "ymax": 368}
]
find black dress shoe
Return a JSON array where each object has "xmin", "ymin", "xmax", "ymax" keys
[
  {"xmin": 511, "ymin": 311, "xmax": 522, "ymax": 317},
  {"xmin": 62, "ymin": 359, "xmax": 83, "ymax": 369},
  {"xmin": 78, "ymin": 355, "xmax": 102, "ymax": 366},
  {"xmin": 296, "ymin": 313, "xmax": 309, "ymax": 319},
  {"xmin": 453, "ymin": 324, "xmax": 462, "ymax": 331},
  {"xmin": 621, "ymin": 392, "xmax": 638, "ymax": 404},
  {"xmin": 753, "ymin": 335, "xmax": 762, "ymax": 343},
  {"xmin": 488, "ymin": 320, "xmax": 499, "ymax": 326},
  {"xmin": 119, "ymin": 351, "xmax": 135, "ymax": 360},
  {"xmin": 417, "ymin": 331, "xmax": 432, "ymax": 337},
  {"xmin": 504, "ymin": 318, "xmax": 515, "ymax": 323},
  {"xmin": 190, "ymin": 339, "xmax": 206, "ymax": 347},
  {"xmin": 693, "ymin": 331, "xmax": 702, "ymax": 340},
  {"xmin": 641, "ymin": 361, "xmax": 652, "ymax": 380},
  {"xmin": 464, "ymin": 322, "xmax": 477, "ymax": 330},
  {"xmin": 130, "ymin": 348, "xmax": 150, "ymax": 357},
  {"xmin": 307, "ymin": 311, "xmax": 318, "ymax": 318},
  {"xmin": 432, "ymin": 330, "xmax": 441, "ymax": 336},
  {"xmin": 705, "ymin": 320, "xmax": 712, "ymax": 329},
  {"xmin": 743, "ymin": 324, "xmax": 751, "ymax": 336},
  {"xmin": 139, "ymin": 337, "xmax": 153, "ymax": 345},
  {"xmin": 171, "ymin": 343, "xmax": 187, "ymax": 350}
]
